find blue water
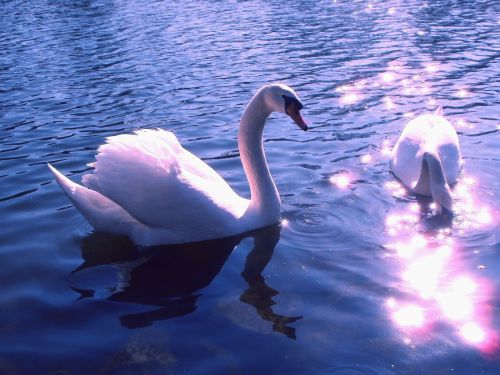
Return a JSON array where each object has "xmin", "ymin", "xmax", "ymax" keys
[{"xmin": 1, "ymin": 0, "xmax": 499, "ymax": 373}]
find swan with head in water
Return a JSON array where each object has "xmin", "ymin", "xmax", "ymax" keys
[
  {"xmin": 48, "ymin": 84, "xmax": 308, "ymax": 246},
  {"xmin": 390, "ymin": 107, "xmax": 462, "ymax": 214}
]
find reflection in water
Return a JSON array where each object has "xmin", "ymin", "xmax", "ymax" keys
[
  {"xmin": 72, "ymin": 224, "xmax": 301, "ymax": 339},
  {"xmin": 239, "ymin": 225, "xmax": 302, "ymax": 339},
  {"xmin": 384, "ymin": 178, "xmax": 498, "ymax": 353},
  {"xmin": 329, "ymin": 172, "xmax": 353, "ymax": 190}
]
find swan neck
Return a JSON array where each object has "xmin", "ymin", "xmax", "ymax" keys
[
  {"xmin": 238, "ymin": 92, "xmax": 280, "ymax": 221},
  {"xmin": 423, "ymin": 151, "xmax": 453, "ymax": 211},
  {"xmin": 423, "ymin": 152, "xmax": 447, "ymax": 187}
]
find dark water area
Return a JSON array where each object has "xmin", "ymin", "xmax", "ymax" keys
[{"xmin": 1, "ymin": 0, "xmax": 499, "ymax": 373}]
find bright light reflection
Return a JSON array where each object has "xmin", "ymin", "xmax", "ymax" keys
[
  {"xmin": 384, "ymin": 183, "xmax": 496, "ymax": 350},
  {"xmin": 393, "ymin": 305, "xmax": 424, "ymax": 328},
  {"xmin": 409, "ymin": 203, "xmax": 419, "ymax": 212},
  {"xmin": 280, "ymin": 218, "xmax": 289, "ymax": 227},
  {"xmin": 355, "ymin": 80, "xmax": 366, "ymax": 89},
  {"xmin": 425, "ymin": 63, "xmax": 439, "ymax": 73},
  {"xmin": 456, "ymin": 89, "xmax": 469, "ymax": 98},
  {"xmin": 438, "ymin": 291, "xmax": 473, "ymax": 321},
  {"xmin": 340, "ymin": 92, "xmax": 361, "ymax": 105},
  {"xmin": 384, "ymin": 181, "xmax": 406, "ymax": 198},
  {"xmin": 461, "ymin": 322, "xmax": 486, "ymax": 344},
  {"xmin": 360, "ymin": 154, "xmax": 372, "ymax": 164},
  {"xmin": 403, "ymin": 87, "xmax": 414, "ymax": 95},
  {"xmin": 384, "ymin": 96, "xmax": 395, "ymax": 109},
  {"xmin": 386, "ymin": 298, "xmax": 397, "ymax": 308},
  {"xmin": 330, "ymin": 173, "xmax": 351, "ymax": 189},
  {"xmin": 476, "ymin": 208, "xmax": 492, "ymax": 225},
  {"xmin": 381, "ymin": 72, "xmax": 395, "ymax": 83},
  {"xmin": 419, "ymin": 86, "xmax": 430, "ymax": 94},
  {"xmin": 453, "ymin": 276, "xmax": 477, "ymax": 294},
  {"xmin": 380, "ymin": 140, "xmax": 392, "ymax": 155}
]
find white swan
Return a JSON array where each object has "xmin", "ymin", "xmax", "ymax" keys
[
  {"xmin": 390, "ymin": 107, "xmax": 462, "ymax": 213},
  {"xmin": 48, "ymin": 84, "xmax": 308, "ymax": 246}
]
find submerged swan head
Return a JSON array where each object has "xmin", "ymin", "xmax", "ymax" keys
[
  {"xmin": 260, "ymin": 84, "xmax": 308, "ymax": 131},
  {"xmin": 431, "ymin": 179, "xmax": 454, "ymax": 215}
]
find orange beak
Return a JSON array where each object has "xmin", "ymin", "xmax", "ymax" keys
[{"xmin": 286, "ymin": 102, "xmax": 308, "ymax": 131}]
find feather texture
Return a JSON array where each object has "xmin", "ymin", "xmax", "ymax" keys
[{"xmin": 49, "ymin": 84, "xmax": 306, "ymax": 246}]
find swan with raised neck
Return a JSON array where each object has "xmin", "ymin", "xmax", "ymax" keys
[
  {"xmin": 239, "ymin": 84, "xmax": 306, "ymax": 226},
  {"xmin": 47, "ymin": 84, "xmax": 308, "ymax": 246}
]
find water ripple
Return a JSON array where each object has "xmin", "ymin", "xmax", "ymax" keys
[{"xmin": 0, "ymin": 0, "xmax": 499, "ymax": 373}]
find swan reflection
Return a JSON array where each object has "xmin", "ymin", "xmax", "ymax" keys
[{"xmin": 71, "ymin": 224, "xmax": 301, "ymax": 339}]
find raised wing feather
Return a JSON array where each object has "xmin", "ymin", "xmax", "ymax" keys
[{"xmin": 82, "ymin": 129, "xmax": 247, "ymax": 235}]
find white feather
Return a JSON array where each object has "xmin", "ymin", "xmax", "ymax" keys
[
  {"xmin": 49, "ymin": 84, "xmax": 304, "ymax": 246},
  {"xmin": 391, "ymin": 113, "xmax": 461, "ymax": 193}
]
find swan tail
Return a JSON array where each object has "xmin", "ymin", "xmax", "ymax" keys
[{"xmin": 48, "ymin": 163, "xmax": 139, "ymax": 236}]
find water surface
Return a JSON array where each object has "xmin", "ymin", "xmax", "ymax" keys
[{"xmin": 1, "ymin": 0, "xmax": 499, "ymax": 374}]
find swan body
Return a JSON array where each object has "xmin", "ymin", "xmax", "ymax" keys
[
  {"xmin": 49, "ymin": 84, "xmax": 307, "ymax": 246},
  {"xmin": 390, "ymin": 107, "xmax": 462, "ymax": 212}
]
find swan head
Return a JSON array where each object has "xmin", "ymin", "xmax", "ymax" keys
[{"xmin": 262, "ymin": 84, "xmax": 308, "ymax": 131}]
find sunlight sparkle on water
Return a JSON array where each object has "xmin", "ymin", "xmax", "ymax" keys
[
  {"xmin": 419, "ymin": 86, "xmax": 430, "ymax": 94},
  {"xmin": 330, "ymin": 173, "xmax": 351, "ymax": 189},
  {"xmin": 464, "ymin": 176, "xmax": 476, "ymax": 186},
  {"xmin": 354, "ymin": 79, "xmax": 366, "ymax": 89},
  {"xmin": 437, "ymin": 277, "xmax": 476, "ymax": 321},
  {"xmin": 403, "ymin": 257, "xmax": 442, "ymax": 299},
  {"xmin": 360, "ymin": 154, "xmax": 372, "ymax": 164},
  {"xmin": 461, "ymin": 322, "xmax": 486, "ymax": 344},
  {"xmin": 281, "ymin": 218, "xmax": 289, "ymax": 227},
  {"xmin": 425, "ymin": 63, "xmax": 439, "ymax": 73},
  {"xmin": 386, "ymin": 298, "xmax": 397, "ymax": 309},
  {"xmin": 476, "ymin": 208, "xmax": 492, "ymax": 225},
  {"xmin": 381, "ymin": 140, "xmax": 393, "ymax": 157},
  {"xmin": 384, "ymin": 181, "xmax": 497, "ymax": 350},
  {"xmin": 455, "ymin": 118, "xmax": 475, "ymax": 129},
  {"xmin": 393, "ymin": 305, "xmax": 424, "ymax": 328},
  {"xmin": 340, "ymin": 92, "xmax": 361, "ymax": 105},
  {"xmin": 383, "ymin": 96, "xmax": 395, "ymax": 109},
  {"xmin": 454, "ymin": 277, "xmax": 477, "ymax": 294},
  {"xmin": 384, "ymin": 181, "xmax": 406, "ymax": 198},
  {"xmin": 456, "ymin": 89, "xmax": 470, "ymax": 98},
  {"xmin": 381, "ymin": 72, "xmax": 395, "ymax": 83}
]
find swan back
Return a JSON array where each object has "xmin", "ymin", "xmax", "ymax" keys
[
  {"xmin": 391, "ymin": 113, "xmax": 461, "ymax": 192},
  {"xmin": 82, "ymin": 129, "xmax": 248, "ymax": 242}
]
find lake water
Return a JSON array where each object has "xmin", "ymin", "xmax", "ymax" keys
[{"xmin": 1, "ymin": 0, "xmax": 499, "ymax": 373}]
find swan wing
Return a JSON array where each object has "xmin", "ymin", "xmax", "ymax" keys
[
  {"xmin": 82, "ymin": 129, "xmax": 247, "ymax": 235},
  {"xmin": 391, "ymin": 136, "xmax": 423, "ymax": 188},
  {"xmin": 48, "ymin": 163, "xmax": 141, "ymax": 236},
  {"xmin": 391, "ymin": 114, "xmax": 461, "ymax": 188}
]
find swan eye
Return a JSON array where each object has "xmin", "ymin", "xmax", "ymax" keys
[{"xmin": 283, "ymin": 95, "xmax": 303, "ymax": 113}]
